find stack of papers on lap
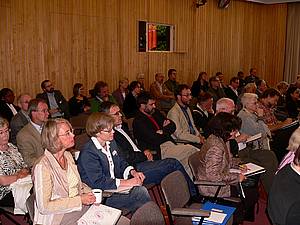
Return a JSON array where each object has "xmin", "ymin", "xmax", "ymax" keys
[
  {"xmin": 245, "ymin": 133, "xmax": 262, "ymax": 143},
  {"xmin": 78, "ymin": 204, "xmax": 121, "ymax": 225},
  {"xmin": 104, "ymin": 186, "xmax": 133, "ymax": 194}
]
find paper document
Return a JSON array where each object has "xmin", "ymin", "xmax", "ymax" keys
[
  {"xmin": 104, "ymin": 186, "xmax": 133, "ymax": 194},
  {"xmin": 278, "ymin": 120, "xmax": 299, "ymax": 130},
  {"xmin": 245, "ymin": 133, "xmax": 262, "ymax": 143},
  {"xmin": 242, "ymin": 162, "xmax": 266, "ymax": 177},
  {"xmin": 78, "ymin": 204, "xmax": 121, "ymax": 225}
]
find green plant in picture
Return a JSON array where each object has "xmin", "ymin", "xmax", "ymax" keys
[{"xmin": 156, "ymin": 25, "xmax": 169, "ymax": 51}]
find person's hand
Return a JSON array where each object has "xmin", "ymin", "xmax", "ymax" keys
[
  {"xmin": 131, "ymin": 170, "xmax": 145, "ymax": 182},
  {"xmin": 16, "ymin": 168, "xmax": 30, "ymax": 179},
  {"xmin": 239, "ymin": 173, "xmax": 246, "ymax": 182},
  {"xmin": 156, "ymin": 130, "xmax": 163, "ymax": 134},
  {"xmin": 81, "ymin": 192, "xmax": 96, "ymax": 205},
  {"xmin": 199, "ymin": 135, "xmax": 205, "ymax": 144},
  {"xmin": 239, "ymin": 164, "xmax": 249, "ymax": 173},
  {"xmin": 256, "ymin": 108, "xmax": 264, "ymax": 117},
  {"xmin": 83, "ymin": 106, "xmax": 91, "ymax": 112},
  {"xmin": 163, "ymin": 119, "xmax": 170, "ymax": 127},
  {"xmin": 284, "ymin": 118, "xmax": 293, "ymax": 124},
  {"xmin": 235, "ymin": 133, "xmax": 249, "ymax": 143},
  {"xmin": 144, "ymin": 150, "xmax": 153, "ymax": 161},
  {"xmin": 122, "ymin": 177, "xmax": 143, "ymax": 186}
]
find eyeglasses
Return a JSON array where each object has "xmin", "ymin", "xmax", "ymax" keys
[
  {"xmin": 58, "ymin": 129, "xmax": 74, "ymax": 137},
  {"xmin": 101, "ymin": 128, "xmax": 114, "ymax": 133},
  {"xmin": 0, "ymin": 128, "xmax": 10, "ymax": 135}
]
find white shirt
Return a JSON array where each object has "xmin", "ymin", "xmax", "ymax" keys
[
  {"xmin": 30, "ymin": 121, "xmax": 43, "ymax": 134},
  {"xmin": 91, "ymin": 137, "xmax": 134, "ymax": 188},
  {"xmin": 6, "ymin": 103, "xmax": 18, "ymax": 116}
]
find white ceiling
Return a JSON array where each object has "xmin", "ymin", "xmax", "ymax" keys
[{"xmin": 245, "ymin": 0, "xmax": 300, "ymax": 4}]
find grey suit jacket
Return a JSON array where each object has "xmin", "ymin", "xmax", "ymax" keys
[
  {"xmin": 16, "ymin": 123, "xmax": 44, "ymax": 168},
  {"xmin": 10, "ymin": 111, "xmax": 29, "ymax": 145}
]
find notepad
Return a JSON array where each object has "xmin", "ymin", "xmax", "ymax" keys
[
  {"xmin": 242, "ymin": 162, "xmax": 266, "ymax": 177},
  {"xmin": 78, "ymin": 204, "xmax": 121, "ymax": 225},
  {"xmin": 245, "ymin": 133, "xmax": 262, "ymax": 143}
]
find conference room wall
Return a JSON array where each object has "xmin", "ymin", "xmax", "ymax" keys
[{"xmin": 0, "ymin": 0, "xmax": 287, "ymax": 99}]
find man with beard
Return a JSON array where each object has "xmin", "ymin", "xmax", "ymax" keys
[
  {"xmin": 257, "ymin": 88, "xmax": 293, "ymax": 132},
  {"xmin": 132, "ymin": 92, "xmax": 199, "ymax": 178},
  {"xmin": 36, "ymin": 80, "xmax": 70, "ymax": 119},
  {"xmin": 99, "ymin": 101, "xmax": 197, "ymax": 196},
  {"xmin": 167, "ymin": 84, "xmax": 205, "ymax": 147}
]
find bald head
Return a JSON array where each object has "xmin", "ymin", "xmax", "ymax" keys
[
  {"xmin": 17, "ymin": 93, "xmax": 32, "ymax": 111},
  {"xmin": 216, "ymin": 98, "xmax": 235, "ymax": 114}
]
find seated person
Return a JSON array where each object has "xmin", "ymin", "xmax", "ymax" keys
[
  {"xmin": 99, "ymin": 101, "xmax": 197, "ymax": 196},
  {"xmin": 77, "ymin": 112, "xmax": 151, "ymax": 214},
  {"xmin": 268, "ymin": 146, "xmax": 300, "ymax": 225},
  {"xmin": 192, "ymin": 92, "xmax": 214, "ymax": 136},
  {"xmin": 112, "ymin": 77, "xmax": 129, "ymax": 108},
  {"xmin": 90, "ymin": 81, "xmax": 117, "ymax": 112},
  {"xmin": 285, "ymin": 86, "xmax": 300, "ymax": 118},
  {"xmin": 224, "ymin": 77, "xmax": 240, "ymax": 104},
  {"xmin": 167, "ymin": 84, "xmax": 205, "ymax": 146},
  {"xmin": 191, "ymin": 71, "xmax": 209, "ymax": 97},
  {"xmin": 132, "ymin": 92, "xmax": 199, "ymax": 178},
  {"xmin": 123, "ymin": 81, "xmax": 142, "ymax": 119},
  {"xmin": 68, "ymin": 83, "xmax": 90, "ymax": 116},
  {"xmin": 33, "ymin": 118, "xmax": 97, "ymax": 225},
  {"xmin": 0, "ymin": 88, "xmax": 20, "ymax": 122},
  {"xmin": 0, "ymin": 117, "xmax": 29, "ymax": 207},
  {"xmin": 197, "ymin": 113, "xmax": 258, "ymax": 223},
  {"xmin": 257, "ymin": 88, "xmax": 293, "ymax": 132}
]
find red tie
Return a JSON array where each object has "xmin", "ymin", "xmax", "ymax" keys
[{"xmin": 146, "ymin": 115, "xmax": 160, "ymax": 130}]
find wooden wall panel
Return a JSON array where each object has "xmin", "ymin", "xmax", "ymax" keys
[{"xmin": 0, "ymin": 0, "xmax": 287, "ymax": 99}]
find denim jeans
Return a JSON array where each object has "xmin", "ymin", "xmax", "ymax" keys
[
  {"xmin": 105, "ymin": 186, "xmax": 151, "ymax": 214},
  {"xmin": 135, "ymin": 158, "xmax": 197, "ymax": 196}
]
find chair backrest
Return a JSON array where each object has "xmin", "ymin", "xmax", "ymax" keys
[
  {"xmin": 70, "ymin": 113, "xmax": 89, "ymax": 134},
  {"xmin": 161, "ymin": 171, "xmax": 190, "ymax": 209},
  {"xmin": 26, "ymin": 193, "xmax": 35, "ymax": 223},
  {"xmin": 188, "ymin": 151, "xmax": 203, "ymax": 180},
  {"xmin": 130, "ymin": 201, "xmax": 165, "ymax": 225},
  {"xmin": 74, "ymin": 133, "xmax": 90, "ymax": 150}
]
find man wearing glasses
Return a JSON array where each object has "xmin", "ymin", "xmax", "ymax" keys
[{"xmin": 17, "ymin": 99, "xmax": 49, "ymax": 168}]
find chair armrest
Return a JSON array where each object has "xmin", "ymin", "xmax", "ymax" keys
[
  {"xmin": 194, "ymin": 180, "xmax": 226, "ymax": 186},
  {"xmin": 222, "ymin": 196, "xmax": 241, "ymax": 203},
  {"xmin": 171, "ymin": 208, "xmax": 210, "ymax": 217}
]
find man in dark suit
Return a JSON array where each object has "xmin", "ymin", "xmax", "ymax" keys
[
  {"xmin": 224, "ymin": 76, "xmax": 240, "ymax": 104},
  {"xmin": 0, "ymin": 88, "xmax": 20, "ymax": 122},
  {"xmin": 36, "ymin": 80, "xmax": 70, "ymax": 119},
  {"xmin": 77, "ymin": 112, "xmax": 150, "ymax": 214},
  {"xmin": 10, "ymin": 93, "xmax": 32, "ymax": 145},
  {"xmin": 99, "ymin": 101, "xmax": 197, "ymax": 196},
  {"xmin": 122, "ymin": 81, "xmax": 142, "ymax": 119}
]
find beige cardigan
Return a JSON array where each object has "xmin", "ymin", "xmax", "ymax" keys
[{"xmin": 33, "ymin": 150, "xmax": 90, "ymax": 225}]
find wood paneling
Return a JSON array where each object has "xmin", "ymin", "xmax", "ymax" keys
[{"xmin": 0, "ymin": 0, "xmax": 287, "ymax": 99}]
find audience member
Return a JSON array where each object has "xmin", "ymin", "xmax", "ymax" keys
[
  {"xmin": 215, "ymin": 72, "xmax": 226, "ymax": 88},
  {"xmin": 90, "ymin": 81, "xmax": 117, "ymax": 112},
  {"xmin": 285, "ymin": 86, "xmax": 300, "ymax": 118},
  {"xmin": 123, "ymin": 81, "xmax": 142, "ymax": 119},
  {"xmin": 216, "ymin": 97, "xmax": 278, "ymax": 194},
  {"xmin": 150, "ymin": 73, "xmax": 175, "ymax": 112},
  {"xmin": 257, "ymin": 88, "xmax": 293, "ymax": 131},
  {"xmin": 255, "ymin": 79, "xmax": 267, "ymax": 98},
  {"xmin": 276, "ymin": 81, "xmax": 289, "ymax": 110},
  {"xmin": 245, "ymin": 68, "xmax": 260, "ymax": 84},
  {"xmin": 132, "ymin": 92, "xmax": 199, "ymax": 178},
  {"xmin": 164, "ymin": 69, "xmax": 179, "ymax": 94},
  {"xmin": 242, "ymin": 82, "xmax": 257, "ymax": 94},
  {"xmin": 192, "ymin": 92, "xmax": 214, "ymax": 136},
  {"xmin": 77, "ymin": 113, "xmax": 151, "ymax": 214},
  {"xmin": 0, "ymin": 117, "xmax": 29, "ymax": 207},
  {"xmin": 99, "ymin": 101, "xmax": 197, "ymax": 196},
  {"xmin": 207, "ymin": 76, "xmax": 226, "ymax": 105},
  {"xmin": 225, "ymin": 77, "xmax": 240, "ymax": 104},
  {"xmin": 112, "ymin": 77, "xmax": 129, "ymax": 108},
  {"xmin": 0, "ymin": 88, "xmax": 20, "ymax": 122},
  {"xmin": 167, "ymin": 84, "xmax": 205, "ymax": 146},
  {"xmin": 68, "ymin": 83, "xmax": 90, "ymax": 116},
  {"xmin": 237, "ymin": 71, "xmax": 246, "ymax": 93},
  {"xmin": 33, "ymin": 118, "xmax": 113, "ymax": 225},
  {"xmin": 10, "ymin": 93, "xmax": 32, "ymax": 145},
  {"xmin": 191, "ymin": 71, "xmax": 209, "ymax": 97},
  {"xmin": 36, "ymin": 80, "xmax": 70, "ymax": 119},
  {"xmin": 197, "ymin": 112, "xmax": 258, "ymax": 223},
  {"xmin": 277, "ymin": 127, "xmax": 300, "ymax": 173},
  {"xmin": 136, "ymin": 73, "xmax": 145, "ymax": 91},
  {"xmin": 268, "ymin": 146, "xmax": 300, "ymax": 225},
  {"xmin": 16, "ymin": 99, "xmax": 49, "ymax": 168}
]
